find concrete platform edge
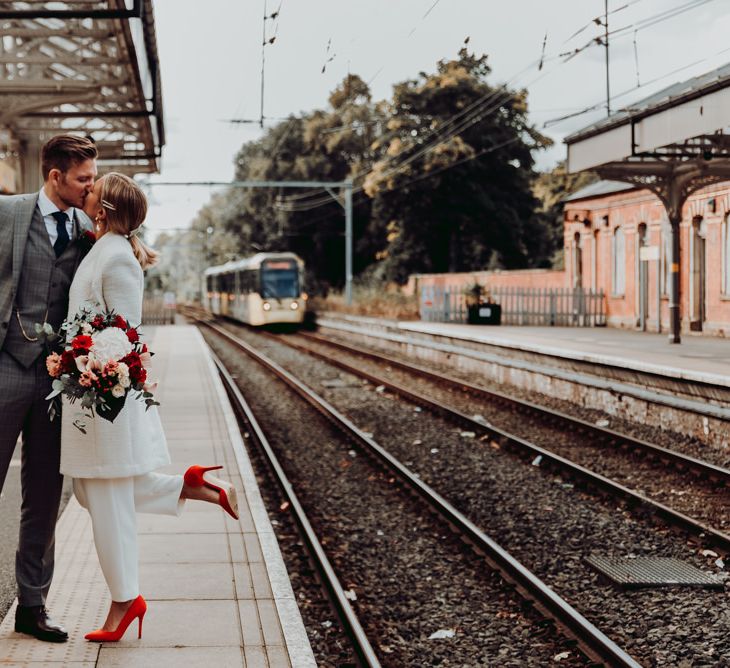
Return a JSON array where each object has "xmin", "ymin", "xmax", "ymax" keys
[
  {"xmin": 318, "ymin": 318, "xmax": 730, "ymax": 421},
  {"xmin": 194, "ymin": 327, "xmax": 317, "ymax": 668}
]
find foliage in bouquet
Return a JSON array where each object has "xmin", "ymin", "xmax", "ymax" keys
[{"xmin": 45, "ymin": 306, "xmax": 160, "ymax": 432}]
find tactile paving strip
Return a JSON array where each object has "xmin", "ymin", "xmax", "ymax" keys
[
  {"xmin": 0, "ymin": 497, "xmax": 104, "ymax": 664},
  {"xmin": 586, "ymin": 556, "xmax": 724, "ymax": 589}
]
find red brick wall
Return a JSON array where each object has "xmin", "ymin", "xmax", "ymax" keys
[
  {"xmin": 411, "ymin": 268, "xmax": 567, "ymax": 293},
  {"xmin": 564, "ymin": 181, "xmax": 730, "ymax": 335}
]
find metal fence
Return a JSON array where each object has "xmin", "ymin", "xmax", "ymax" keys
[
  {"xmin": 141, "ymin": 298, "xmax": 176, "ymax": 325},
  {"xmin": 420, "ymin": 286, "xmax": 606, "ymax": 326}
]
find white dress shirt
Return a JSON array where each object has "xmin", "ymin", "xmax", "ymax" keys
[{"xmin": 38, "ymin": 187, "xmax": 76, "ymax": 246}]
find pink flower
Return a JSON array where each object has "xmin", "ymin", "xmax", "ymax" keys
[
  {"xmin": 46, "ymin": 352, "xmax": 62, "ymax": 378},
  {"xmin": 78, "ymin": 370, "xmax": 98, "ymax": 388},
  {"xmin": 104, "ymin": 359, "xmax": 120, "ymax": 375}
]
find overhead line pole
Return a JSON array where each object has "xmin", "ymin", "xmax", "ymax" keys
[
  {"xmin": 260, "ymin": 0, "xmax": 267, "ymax": 128},
  {"xmin": 604, "ymin": 0, "xmax": 611, "ymax": 116}
]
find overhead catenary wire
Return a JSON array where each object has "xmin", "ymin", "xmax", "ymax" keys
[
  {"xmin": 560, "ymin": 0, "xmax": 717, "ymax": 62},
  {"xmin": 543, "ymin": 40, "xmax": 730, "ymax": 128},
  {"xmin": 281, "ymin": 58, "xmax": 542, "ymax": 207},
  {"xmin": 279, "ymin": 59, "xmax": 556, "ymax": 212},
  {"xmin": 231, "ymin": 0, "xmax": 720, "ymax": 216}
]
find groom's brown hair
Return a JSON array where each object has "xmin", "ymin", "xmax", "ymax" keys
[{"xmin": 41, "ymin": 134, "xmax": 98, "ymax": 180}]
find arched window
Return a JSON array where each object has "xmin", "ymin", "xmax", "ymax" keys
[
  {"xmin": 723, "ymin": 214, "xmax": 730, "ymax": 295},
  {"xmin": 612, "ymin": 226, "xmax": 625, "ymax": 296}
]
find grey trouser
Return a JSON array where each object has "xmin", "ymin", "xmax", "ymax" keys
[{"xmin": 0, "ymin": 350, "xmax": 63, "ymax": 607}]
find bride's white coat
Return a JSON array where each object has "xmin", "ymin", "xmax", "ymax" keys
[{"xmin": 60, "ymin": 232, "xmax": 170, "ymax": 478}]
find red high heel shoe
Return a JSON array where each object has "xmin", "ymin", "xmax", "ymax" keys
[
  {"xmin": 184, "ymin": 465, "xmax": 239, "ymax": 520},
  {"xmin": 85, "ymin": 595, "xmax": 146, "ymax": 642}
]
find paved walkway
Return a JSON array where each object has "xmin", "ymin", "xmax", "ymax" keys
[
  {"xmin": 401, "ymin": 322, "xmax": 730, "ymax": 388},
  {"xmin": 0, "ymin": 326, "xmax": 315, "ymax": 667}
]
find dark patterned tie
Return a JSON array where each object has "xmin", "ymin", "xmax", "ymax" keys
[{"xmin": 51, "ymin": 211, "xmax": 70, "ymax": 257}]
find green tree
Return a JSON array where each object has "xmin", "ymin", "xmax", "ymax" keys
[{"xmin": 362, "ymin": 49, "xmax": 553, "ymax": 282}]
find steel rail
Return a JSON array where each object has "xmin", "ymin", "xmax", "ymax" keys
[
  {"xmin": 298, "ymin": 331, "xmax": 730, "ymax": 486},
  {"xmin": 251, "ymin": 329, "xmax": 730, "ymax": 553},
  {"xmin": 199, "ymin": 318, "xmax": 641, "ymax": 668},
  {"xmin": 208, "ymin": 348, "xmax": 381, "ymax": 668}
]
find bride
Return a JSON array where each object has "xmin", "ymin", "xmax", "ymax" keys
[{"xmin": 60, "ymin": 172, "xmax": 239, "ymax": 642}]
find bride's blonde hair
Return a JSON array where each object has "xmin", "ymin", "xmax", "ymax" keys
[{"xmin": 99, "ymin": 172, "xmax": 159, "ymax": 269}]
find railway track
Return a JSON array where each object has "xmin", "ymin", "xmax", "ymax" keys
[
  {"xmin": 197, "ymin": 315, "xmax": 641, "ymax": 667},
  {"xmin": 209, "ymin": 349, "xmax": 381, "ymax": 667},
  {"xmin": 260, "ymin": 328, "xmax": 730, "ymax": 553}
]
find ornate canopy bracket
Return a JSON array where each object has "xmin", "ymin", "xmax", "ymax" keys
[{"xmin": 595, "ymin": 159, "xmax": 730, "ymax": 223}]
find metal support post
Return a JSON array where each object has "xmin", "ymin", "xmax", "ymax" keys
[
  {"xmin": 345, "ymin": 181, "xmax": 353, "ymax": 305},
  {"xmin": 656, "ymin": 257, "xmax": 661, "ymax": 334},
  {"xmin": 669, "ymin": 213, "xmax": 681, "ymax": 343}
]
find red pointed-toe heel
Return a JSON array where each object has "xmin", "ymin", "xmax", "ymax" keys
[
  {"xmin": 85, "ymin": 595, "xmax": 147, "ymax": 642},
  {"xmin": 184, "ymin": 465, "xmax": 240, "ymax": 520}
]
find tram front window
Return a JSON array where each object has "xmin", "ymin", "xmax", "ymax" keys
[{"xmin": 260, "ymin": 268, "xmax": 299, "ymax": 299}]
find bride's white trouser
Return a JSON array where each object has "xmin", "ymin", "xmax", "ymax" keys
[{"xmin": 73, "ymin": 473, "xmax": 185, "ymax": 602}]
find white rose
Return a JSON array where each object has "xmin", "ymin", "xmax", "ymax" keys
[
  {"xmin": 111, "ymin": 384, "xmax": 126, "ymax": 398},
  {"xmin": 116, "ymin": 363, "xmax": 131, "ymax": 388},
  {"xmin": 81, "ymin": 322, "xmax": 93, "ymax": 334},
  {"xmin": 90, "ymin": 327, "xmax": 132, "ymax": 365}
]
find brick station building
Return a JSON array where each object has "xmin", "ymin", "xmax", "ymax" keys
[
  {"xmin": 564, "ymin": 179, "xmax": 730, "ymax": 336},
  {"xmin": 414, "ymin": 177, "xmax": 730, "ymax": 336}
]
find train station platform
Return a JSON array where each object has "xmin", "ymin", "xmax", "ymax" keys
[
  {"xmin": 316, "ymin": 313, "xmax": 730, "ymax": 451},
  {"xmin": 402, "ymin": 322, "xmax": 730, "ymax": 388},
  {"xmin": 0, "ymin": 326, "xmax": 315, "ymax": 667}
]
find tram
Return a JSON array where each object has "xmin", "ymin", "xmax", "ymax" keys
[{"xmin": 204, "ymin": 252, "xmax": 306, "ymax": 326}]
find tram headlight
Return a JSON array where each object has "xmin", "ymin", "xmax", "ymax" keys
[
  {"xmin": 290, "ymin": 301, "xmax": 299, "ymax": 310},
  {"xmin": 262, "ymin": 301, "xmax": 271, "ymax": 311}
]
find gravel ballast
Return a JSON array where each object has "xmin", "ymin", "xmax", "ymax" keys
[
  {"xmin": 221, "ymin": 324, "xmax": 730, "ymax": 668},
  {"xmin": 203, "ymin": 327, "xmax": 586, "ymax": 667}
]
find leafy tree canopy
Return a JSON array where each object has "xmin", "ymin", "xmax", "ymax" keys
[{"xmin": 168, "ymin": 50, "xmax": 589, "ymax": 296}]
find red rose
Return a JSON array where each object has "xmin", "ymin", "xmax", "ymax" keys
[
  {"xmin": 113, "ymin": 315, "xmax": 128, "ymax": 329},
  {"xmin": 130, "ymin": 366, "xmax": 147, "ymax": 385},
  {"xmin": 60, "ymin": 350, "xmax": 76, "ymax": 373},
  {"xmin": 71, "ymin": 334, "xmax": 93, "ymax": 354},
  {"xmin": 121, "ymin": 352, "xmax": 141, "ymax": 367},
  {"xmin": 91, "ymin": 315, "xmax": 105, "ymax": 329},
  {"xmin": 140, "ymin": 343, "xmax": 148, "ymax": 353},
  {"xmin": 126, "ymin": 328, "xmax": 139, "ymax": 343}
]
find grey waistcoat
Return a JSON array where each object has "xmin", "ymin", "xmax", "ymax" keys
[{"xmin": 3, "ymin": 206, "xmax": 83, "ymax": 368}]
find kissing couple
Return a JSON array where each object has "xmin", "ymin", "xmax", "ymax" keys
[{"xmin": 0, "ymin": 134, "xmax": 239, "ymax": 643}]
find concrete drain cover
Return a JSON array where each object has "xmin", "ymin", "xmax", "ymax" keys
[{"xmin": 586, "ymin": 556, "xmax": 724, "ymax": 589}]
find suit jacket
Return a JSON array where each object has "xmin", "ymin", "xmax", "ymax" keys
[
  {"xmin": 60, "ymin": 232, "xmax": 170, "ymax": 478},
  {"xmin": 0, "ymin": 193, "xmax": 93, "ymax": 351}
]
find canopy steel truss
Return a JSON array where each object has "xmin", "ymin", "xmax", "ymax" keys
[{"xmin": 0, "ymin": 0, "xmax": 164, "ymax": 190}]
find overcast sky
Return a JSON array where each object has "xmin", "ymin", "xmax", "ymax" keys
[{"xmin": 143, "ymin": 0, "xmax": 730, "ymax": 239}]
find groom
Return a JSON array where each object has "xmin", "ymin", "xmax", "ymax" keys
[{"xmin": 0, "ymin": 134, "xmax": 97, "ymax": 642}]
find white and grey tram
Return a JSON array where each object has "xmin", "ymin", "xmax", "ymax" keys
[{"xmin": 204, "ymin": 252, "xmax": 306, "ymax": 326}]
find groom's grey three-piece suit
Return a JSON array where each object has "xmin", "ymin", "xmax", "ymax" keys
[{"xmin": 0, "ymin": 192, "xmax": 90, "ymax": 607}]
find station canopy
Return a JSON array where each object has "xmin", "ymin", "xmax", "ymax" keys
[
  {"xmin": 565, "ymin": 62, "xmax": 730, "ymax": 211},
  {"xmin": 0, "ymin": 0, "xmax": 164, "ymax": 177}
]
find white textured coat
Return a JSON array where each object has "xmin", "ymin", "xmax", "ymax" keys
[{"xmin": 60, "ymin": 233, "xmax": 170, "ymax": 478}]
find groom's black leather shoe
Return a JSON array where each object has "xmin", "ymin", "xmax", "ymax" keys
[{"xmin": 15, "ymin": 605, "xmax": 68, "ymax": 643}]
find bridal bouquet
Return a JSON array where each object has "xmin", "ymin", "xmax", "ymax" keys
[{"xmin": 45, "ymin": 306, "xmax": 159, "ymax": 430}]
